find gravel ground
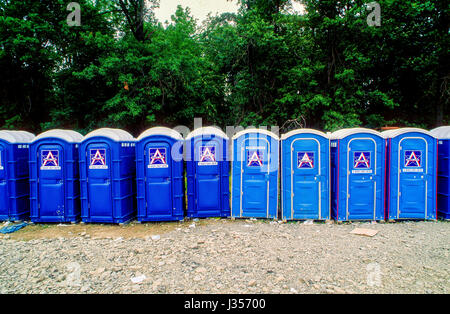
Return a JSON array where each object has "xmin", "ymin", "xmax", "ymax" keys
[{"xmin": 0, "ymin": 219, "xmax": 448, "ymax": 294}]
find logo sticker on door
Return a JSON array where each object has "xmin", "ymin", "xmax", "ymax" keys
[
  {"xmin": 247, "ymin": 149, "xmax": 264, "ymax": 167},
  {"xmin": 89, "ymin": 149, "xmax": 108, "ymax": 169},
  {"xmin": 352, "ymin": 151, "xmax": 372, "ymax": 173},
  {"xmin": 403, "ymin": 150, "xmax": 423, "ymax": 172},
  {"xmin": 41, "ymin": 150, "xmax": 61, "ymax": 170},
  {"xmin": 198, "ymin": 146, "xmax": 218, "ymax": 166},
  {"xmin": 297, "ymin": 152, "xmax": 314, "ymax": 169},
  {"xmin": 148, "ymin": 148, "xmax": 168, "ymax": 168}
]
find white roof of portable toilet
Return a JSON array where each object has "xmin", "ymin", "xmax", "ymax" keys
[
  {"xmin": 330, "ymin": 128, "xmax": 385, "ymax": 140},
  {"xmin": 137, "ymin": 127, "xmax": 183, "ymax": 141},
  {"xmin": 0, "ymin": 130, "xmax": 35, "ymax": 143},
  {"xmin": 16, "ymin": 131, "xmax": 35, "ymax": 142},
  {"xmin": 281, "ymin": 128, "xmax": 328, "ymax": 140},
  {"xmin": 83, "ymin": 128, "xmax": 135, "ymax": 142},
  {"xmin": 232, "ymin": 128, "xmax": 279, "ymax": 140},
  {"xmin": 382, "ymin": 127, "xmax": 435, "ymax": 138},
  {"xmin": 33, "ymin": 129, "xmax": 84, "ymax": 143},
  {"xmin": 186, "ymin": 126, "xmax": 229, "ymax": 140},
  {"xmin": 430, "ymin": 126, "xmax": 450, "ymax": 139}
]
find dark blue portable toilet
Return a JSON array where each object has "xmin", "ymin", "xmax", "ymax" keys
[
  {"xmin": 136, "ymin": 127, "xmax": 184, "ymax": 222},
  {"xmin": 79, "ymin": 128, "xmax": 136, "ymax": 224},
  {"xmin": 330, "ymin": 128, "xmax": 385, "ymax": 221},
  {"xmin": 0, "ymin": 131, "xmax": 35, "ymax": 221},
  {"xmin": 231, "ymin": 129, "xmax": 279, "ymax": 219},
  {"xmin": 29, "ymin": 130, "xmax": 83, "ymax": 223},
  {"xmin": 383, "ymin": 128, "xmax": 437, "ymax": 220},
  {"xmin": 186, "ymin": 127, "xmax": 230, "ymax": 218},
  {"xmin": 281, "ymin": 129, "xmax": 330, "ymax": 220},
  {"xmin": 431, "ymin": 126, "xmax": 450, "ymax": 219}
]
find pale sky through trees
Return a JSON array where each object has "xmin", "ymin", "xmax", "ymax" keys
[
  {"xmin": 153, "ymin": 0, "xmax": 305, "ymax": 24},
  {"xmin": 154, "ymin": 0, "xmax": 239, "ymax": 24}
]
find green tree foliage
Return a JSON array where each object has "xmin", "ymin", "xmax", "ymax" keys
[
  {"xmin": 73, "ymin": 5, "xmax": 222, "ymax": 134},
  {"xmin": 0, "ymin": 0, "xmax": 448, "ymax": 135}
]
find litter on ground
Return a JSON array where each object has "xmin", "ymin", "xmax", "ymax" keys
[
  {"xmin": 0, "ymin": 222, "xmax": 28, "ymax": 234},
  {"xmin": 350, "ymin": 228, "xmax": 379, "ymax": 237}
]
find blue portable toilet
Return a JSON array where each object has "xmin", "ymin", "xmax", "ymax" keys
[
  {"xmin": 231, "ymin": 129, "xmax": 279, "ymax": 219},
  {"xmin": 281, "ymin": 129, "xmax": 330, "ymax": 220},
  {"xmin": 0, "ymin": 131, "xmax": 35, "ymax": 221},
  {"xmin": 431, "ymin": 126, "xmax": 450, "ymax": 219},
  {"xmin": 79, "ymin": 128, "xmax": 136, "ymax": 224},
  {"xmin": 383, "ymin": 128, "xmax": 437, "ymax": 220},
  {"xmin": 330, "ymin": 128, "xmax": 386, "ymax": 221},
  {"xmin": 29, "ymin": 129, "xmax": 83, "ymax": 223},
  {"xmin": 186, "ymin": 127, "xmax": 230, "ymax": 218},
  {"xmin": 136, "ymin": 127, "xmax": 184, "ymax": 222}
]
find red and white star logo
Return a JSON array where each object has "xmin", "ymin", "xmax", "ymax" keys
[
  {"xmin": 405, "ymin": 151, "xmax": 421, "ymax": 167},
  {"xmin": 298, "ymin": 152, "xmax": 314, "ymax": 168},
  {"xmin": 200, "ymin": 147, "xmax": 216, "ymax": 162},
  {"xmin": 91, "ymin": 150, "xmax": 106, "ymax": 165},
  {"xmin": 43, "ymin": 151, "xmax": 58, "ymax": 167},
  {"xmin": 150, "ymin": 149, "xmax": 166, "ymax": 164},
  {"xmin": 248, "ymin": 151, "xmax": 263, "ymax": 167},
  {"xmin": 354, "ymin": 152, "xmax": 370, "ymax": 168}
]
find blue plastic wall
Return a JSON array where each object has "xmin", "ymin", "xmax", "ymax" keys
[
  {"xmin": 186, "ymin": 134, "xmax": 230, "ymax": 218},
  {"xmin": 0, "ymin": 141, "xmax": 31, "ymax": 221},
  {"xmin": 136, "ymin": 135, "xmax": 184, "ymax": 221},
  {"xmin": 331, "ymin": 133, "xmax": 385, "ymax": 221},
  {"xmin": 437, "ymin": 139, "xmax": 450, "ymax": 219},
  {"xmin": 29, "ymin": 138, "xmax": 80, "ymax": 223},
  {"xmin": 79, "ymin": 137, "xmax": 136, "ymax": 223},
  {"xmin": 231, "ymin": 132, "xmax": 278, "ymax": 218},
  {"xmin": 386, "ymin": 133, "xmax": 437, "ymax": 220},
  {"xmin": 281, "ymin": 133, "xmax": 330, "ymax": 220}
]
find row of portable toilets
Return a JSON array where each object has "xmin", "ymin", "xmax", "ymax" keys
[{"xmin": 0, "ymin": 126, "xmax": 449, "ymax": 223}]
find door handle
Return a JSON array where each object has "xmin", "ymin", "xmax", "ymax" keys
[{"xmin": 315, "ymin": 175, "xmax": 325, "ymax": 182}]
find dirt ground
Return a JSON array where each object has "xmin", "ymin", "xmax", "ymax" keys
[
  {"xmin": 0, "ymin": 218, "xmax": 448, "ymax": 294},
  {"xmin": 3, "ymin": 219, "xmax": 211, "ymax": 241}
]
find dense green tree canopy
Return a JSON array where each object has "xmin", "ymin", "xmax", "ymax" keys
[{"xmin": 0, "ymin": 0, "xmax": 448, "ymax": 135}]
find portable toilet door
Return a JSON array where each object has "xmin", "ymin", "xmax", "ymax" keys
[
  {"xmin": 79, "ymin": 128, "xmax": 136, "ymax": 224},
  {"xmin": 281, "ymin": 129, "xmax": 330, "ymax": 220},
  {"xmin": 29, "ymin": 130, "xmax": 83, "ymax": 223},
  {"xmin": 0, "ymin": 131, "xmax": 35, "ymax": 221},
  {"xmin": 136, "ymin": 127, "xmax": 184, "ymax": 222},
  {"xmin": 383, "ymin": 128, "xmax": 437, "ymax": 220},
  {"xmin": 431, "ymin": 126, "xmax": 450, "ymax": 219},
  {"xmin": 231, "ymin": 129, "xmax": 279, "ymax": 219},
  {"xmin": 330, "ymin": 128, "xmax": 385, "ymax": 221},
  {"xmin": 186, "ymin": 127, "xmax": 230, "ymax": 218}
]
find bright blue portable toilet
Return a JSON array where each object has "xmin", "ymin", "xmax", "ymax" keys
[
  {"xmin": 330, "ymin": 128, "xmax": 386, "ymax": 221},
  {"xmin": 281, "ymin": 129, "xmax": 330, "ymax": 220},
  {"xmin": 186, "ymin": 127, "xmax": 230, "ymax": 218},
  {"xmin": 29, "ymin": 130, "xmax": 83, "ymax": 223},
  {"xmin": 136, "ymin": 127, "xmax": 184, "ymax": 222},
  {"xmin": 79, "ymin": 128, "xmax": 136, "ymax": 224},
  {"xmin": 431, "ymin": 126, "xmax": 450, "ymax": 219},
  {"xmin": 231, "ymin": 129, "xmax": 279, "ymax": 219},
  {"xmin": 383, "ymin": 128, "xmax": 437, "ymax": 220},
  {"xmin": 0, "ymin": 131, "xmax": 35, "ymax": 221}
]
